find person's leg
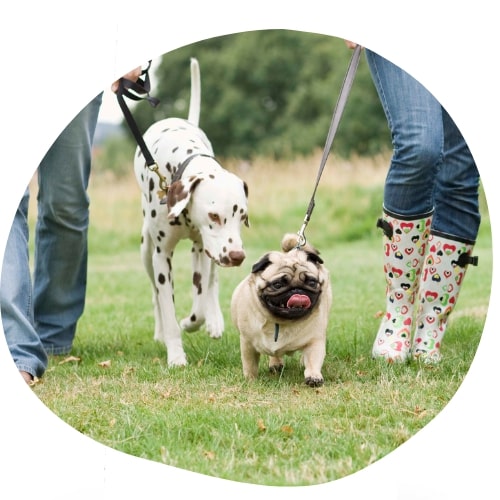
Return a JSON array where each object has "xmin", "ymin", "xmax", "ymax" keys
[
  {"xmin": 365, "ymin": 49, "xmax": 443, "ymax": 216},
  {"xmin": 431, "ymin": 108, "xmax": 481, "ymax": 241},
  {"xmin": 372, "ymin": 209, "xmax": 432, "ymax": 361},
  {"xmin": 1, "ymin": 190, "xmax": 48, "ymax": 380},
  {"xmin": 366, "ymin": 50, "xmax": 443, "ymax": 361},
  {"xmin": 412, "ymin": 109, "xmax": 480, "ymax": 362},
  {"xmin": 34, "ymin": 94, "xmax": 102, "ymax": 355}
]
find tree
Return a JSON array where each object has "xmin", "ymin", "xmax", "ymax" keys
[{"xmin": 129, "ymin": 30, "xmax": 390, "ymax": 160}]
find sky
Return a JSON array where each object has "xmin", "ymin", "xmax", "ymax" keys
[{"xmin": 98, "ymin": 88, "xmax": 124, "ymax": 123}]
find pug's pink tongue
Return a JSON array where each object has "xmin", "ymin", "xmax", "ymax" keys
[{"xmin": 287, "ymin": 294, "xmax": 311, "ymax": 309}]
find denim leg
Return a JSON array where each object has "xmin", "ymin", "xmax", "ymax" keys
[
  {"xmin": 432, "ymin": 108, "xmax": 481, "ymax": 243},
  {"xmin": 365, "ymin": 50, "xmax": 442, "ymax": 216},
  {"xmin": 34, "ymin": 94, "xmax": 102, "ymax": 355},
  {"xmin": 1, "ymin": 190, "xmax": 48, "ymax": 378}
]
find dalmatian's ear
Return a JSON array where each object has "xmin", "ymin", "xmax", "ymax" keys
[{"xmin": 166, "ymin": 176, "xmax": 203, "ymax": 218}]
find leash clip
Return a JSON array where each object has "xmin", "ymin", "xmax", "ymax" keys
[
  {"xmin": 296, "ymin": 225, "xmax": 307, "ymax": 249},
  {"xmin": 147, "ymin": 162, "xmax": 169, "ymax": 201},
  {"xmin": 296, "ymin": 200, "xmax": 314, "ymax": 249}
]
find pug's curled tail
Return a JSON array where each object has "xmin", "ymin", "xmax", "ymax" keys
[
  {"xmin": 281, "ymin": 233, "xmax": 300, "ymax": 252},
  {"xmin": 281, "ymin": 233, "xmax": 320, "ymax": 255}
]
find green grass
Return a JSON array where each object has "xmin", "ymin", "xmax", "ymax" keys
[{"xmin": 30, "ymin": 156, "xmax": 492, "ymax": 486}]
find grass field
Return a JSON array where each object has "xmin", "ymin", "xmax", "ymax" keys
[{"xmin": 29, "ymin": 152, "xmax": 492, "ymax": 486}]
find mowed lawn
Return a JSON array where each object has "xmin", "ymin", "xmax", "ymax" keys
[{"xmin": 30, "ymin": 153, "xmax": 492, "ymax": 486}]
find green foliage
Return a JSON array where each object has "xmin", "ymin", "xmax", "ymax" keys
[
  {"xmin": 129, "ymin": 30, "xmax": 388, "ymax": 160},
  {"xmin": 93, "ymin": 135, "xmax": 136, "ymax": 178}
]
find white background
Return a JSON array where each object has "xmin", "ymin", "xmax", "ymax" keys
[{"xmin": 1, "ymin": 2, "xmax": 498, "ymax": 499}]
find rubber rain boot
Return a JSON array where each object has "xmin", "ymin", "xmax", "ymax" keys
[
  {"xmin": 372, "ymin": 209, "xmax": 433, "ymax": 362},
  {"xmin": 412, "ymin": 232, "xmax": 478, "ymax": 363}
]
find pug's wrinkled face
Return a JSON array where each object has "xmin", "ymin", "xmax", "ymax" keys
[{"xmin": 251, "ymin": 248, "xmax": 326, "ymax": 320}]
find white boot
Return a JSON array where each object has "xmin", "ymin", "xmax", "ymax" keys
[
  {"xmin": 372, "ymin": 209, "xmax": 433, "ymax": 362},
  {"xmin": 412, "ymin": 233, "xmax": 478, "ymax": 363}
]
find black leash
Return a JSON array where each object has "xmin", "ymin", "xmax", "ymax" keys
[
  {"xmin": 296, "ymin": 44, "xmax": 362, "ymax": 248},
  {"xmin": 115, "ymin": 62, "xmax": 170, "ymax": 197}
]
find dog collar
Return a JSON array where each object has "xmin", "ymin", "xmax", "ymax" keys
[
  {"xmin": 159, "ymin": 153, "xmax": 215, "ymax": 205},
  {"xmin": 171, "ymin": 153, "xmax": 216, "ymax": 182}
]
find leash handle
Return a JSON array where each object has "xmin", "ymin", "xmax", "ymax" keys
[
  {"xmin": 297, "ymin": 44, "xmax": 362, "ymax": 247},
  {"xmin": 115, "ymin": 61, "xmax": 160, "ymax": 167},
  {"xmin": 116, "ymin": 62, "xmax": 170, "ymax": 200}
]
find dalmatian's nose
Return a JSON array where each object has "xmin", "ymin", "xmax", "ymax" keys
[{"xmin": 228, "ymin": 250, "xmax": 246, "ymax": 266}]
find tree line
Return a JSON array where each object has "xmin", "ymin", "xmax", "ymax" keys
[{"xmin": 129, "ymin": 30, "xmax": 392, "ymax": 160}]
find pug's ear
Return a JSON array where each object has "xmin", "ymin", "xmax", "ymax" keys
[
  {"xmin": 251, "ymin": 254, "xmax": 272, "ymax": 273},
  {"xmin": 306, "ymin": 251, "xmax": 324, "ymax": 265}
]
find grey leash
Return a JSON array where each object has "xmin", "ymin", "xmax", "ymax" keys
[{"xmin": 296, "ymin": 44, "xmax": 362, "ymax": 248}]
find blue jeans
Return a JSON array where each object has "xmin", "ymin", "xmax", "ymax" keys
[
  {"xmin": 1, "ymin": 94, "xmax": 102, "ymax": 377},
  {"xmin": 365, "ymin": 50, "xmax": 481, "ymax": 243}
]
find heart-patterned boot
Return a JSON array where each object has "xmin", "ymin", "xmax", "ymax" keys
[
  {"xmin": 411, "ymin": 233, "xmax": 478, "ymax": 363},
  {"xmin": 372, "ymin": 209, "xmax": 433, "ymax": 362}
]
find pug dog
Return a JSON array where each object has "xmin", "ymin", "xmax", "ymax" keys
[{"xmin": 231, "ymin": 233, "xmax": 332, "ymax": 386}]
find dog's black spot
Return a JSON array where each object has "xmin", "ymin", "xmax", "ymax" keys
[
  {"xmin": 158, "ymin": 273, "xmax": 166, "ymax": 285},
  {"xmin": 151, "ymin": 209, "xmax": 157, "ymax": 218},
  {"xmin": 193, "ymin": 272, "xmax": 202, "ymax": 295}
]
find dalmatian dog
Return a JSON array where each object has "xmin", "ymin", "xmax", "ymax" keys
[{"xmin": 134, "ymin": 58, "xmax": 249, "ymax": 367}]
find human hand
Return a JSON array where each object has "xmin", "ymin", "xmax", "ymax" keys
[
  {"xmin": 111, "ymin": 66, "xmax": 143, "ymax": 93},
  {"xmin": 344, "ymin": 40, "xmax": 360, "ymax": 49}
]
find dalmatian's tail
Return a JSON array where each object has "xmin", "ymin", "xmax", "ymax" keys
[{"xmin": 188, "ymin": 58, "xmax": 201, "ymax": 126}]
